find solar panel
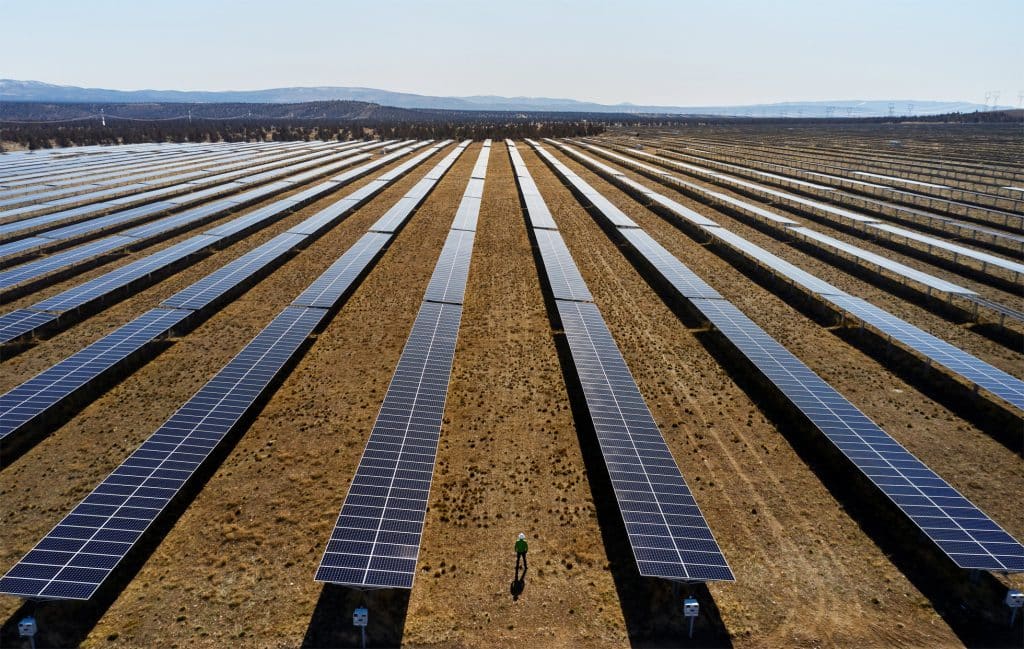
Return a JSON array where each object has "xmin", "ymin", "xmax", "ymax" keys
[
  {"xmin": 161, "ymin": 233, "xmax": 308, "ymax": 311},
  {"xmin": 787, "ymin": 226, "xmax": 976, "ymax": 295},
  {"xmin": 0, "ymin": 305, "xmax": 325, "ymax": 600},
  {"xmin": 690, "ymin": 297, "xmax": 1024, "ymax": 572},
  {"xmin": 532, "ymin": 229, "xmax": 594, "ymax": 302},
  {"xmin": 0, "ymin": 236, "xmax": 137, "ymax": 293},
  {"xmin": 423, "ymin": 230, "xmax": 475, "ymax": 305},
  {"xmin": 316, "ymin": 301, "xmax": 462, "ymax": 589},
  {"xmin": 0, "ymin": 309, "xmax": 60, "ymax": 345},
  {"xmin": 0, "ymin": 308, "xmax": 190, "ymax": 442},
  {"xmin": 291, "ymin": 233, "xmax": 392, "ymax": 309},
  {"xmin": 531, "ymin": 146, "xmax": 640, "ymax": 229},
  {"xmin": 32, "ymin": 235, "xmax": 221, "ymax": 314},
  {"xmin": 556, "ymin": 299, "xmax": 734, "ymax": 582},
  {"xmin": 369, "ymin": 143, "xmax": 470, "ymax": 233},
  {"xmin": 617, "ymin": 228, "xmax": 723, "ymax": 300},
  {"xmin": 824, "ymin": 294, "xmax": 1024, "ymax": 410},
  {"xmin": 0, "ymin": 237, "xmax": 51, "ymax": 261},
  {"xmin": 867, "ymin": 222, "xmax": 1024, "ymax": 276},
  {"xmin": 706, "ymin": 228, "xmax": 849, "ymax": 296},
  {"xmin": 450, "ymin": 196, "xmax": 481, "ymax": 232}
]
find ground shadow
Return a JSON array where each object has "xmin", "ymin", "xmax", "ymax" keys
[
  {"xmin": 510, "ymin": 561, "xmax": 527, "ymax": 601},
  {"xmin": 301, "ymin": 586, "xmax": 410, "ymax": 648}
]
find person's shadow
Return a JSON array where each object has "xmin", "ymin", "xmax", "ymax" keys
[{"xmin": 510, "ymin": 561, "xmax": 527, "ymax": 600}]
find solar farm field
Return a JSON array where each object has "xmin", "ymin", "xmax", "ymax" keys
[{"xmin": 0, "ymin": 127, "xmax": 1021, "ymax": 648}]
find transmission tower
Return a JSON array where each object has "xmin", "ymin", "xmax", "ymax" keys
[
  {"xmin": 887, "ymin": 102, "xmax": 895, "ymax": 118},
  {"xmin": 824, "ymin": 106, "xmax": 836, "ymax": 118},
  {"xmin": 906, "ymin": 102, "xmax": 914, "ymax": 116},
  {"xmin": 991, "ymin": 90, "xmax": 1000, "ymax": 110}
]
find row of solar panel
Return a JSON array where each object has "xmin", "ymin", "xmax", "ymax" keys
[
  {"xmin": 0, "ymin": 141, "xmax": 322, "ymax": 213},
  {"xmin": 577, "ymin": 144, "xmax": 979, "ymax": 298},
  {"xmin": 316, "ymin": 140, "xmax": 486, "ymax": 589},
  {"xmin": 648, "ymin": 140, "xmax": 1024, "ymax": 241},
  {"xmin": 0, "ymin": 141, "xmax": 339, "ymax": 206},
  {"xmin": 0, "ymin": 144, "xmax": 357, "ymax": 243},
  {"xmin": 0, "ymin": 140, "xmax": 466, "ymax": 600},
  {"xmin": 532, "ymin": 139, "xmax": 1024, "ymax": 574},
  {"xmin": 0, "ymin": 141, "xmax": 297, "ymax": 189},
  {"xmin": 621, "ymin": 147, "xmax": 1024, "ymax": 279},
  {"xmin": 0, "ymin": 147, "xmax": 384, "ymax": 295},
  {"xmin": 0, "ymin": 143, "xmax": 441, "ymax": 445},
  {"xmin": 0, "ymin": 145, "xmax": 409, "ymax": 345},
  {"xmin": 511, "ymin": 140, "xmax": 735, "ymax": 584},
  {"xmin": 565, "ymin": 143, "xmax": 1024, "ymax": 413}
]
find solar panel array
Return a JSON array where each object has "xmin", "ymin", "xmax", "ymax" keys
[
  {"xmin": 0, "ymin": 143, "xmax": 447, "ymax": 455},
  {"xmin": 0, "ymin": 146, "xmax": 383, "ymax": 294},
  {"xmin": 368, "ymin": 142, "xmax": 471, "ymax": 234},
  {"xmin": 618, "ymin": 146, "xmax": 1024, "ymax": 280},
  {"xmin": 316, "ymin": 139, "xmax": 487, "ymax": 590},
  {"xmin": 557, "ymin": 142, "xmax": 1024, "ymax": 414},
  {"xmin": 0, "ymin": 144, "xmax": 423, "ymax": 346},
  {"xmin": 0, "ymin": 143, "xmax": 306, "ymax": 220},
  {"xmin": 510, "ymin": 140, "xmax": 734, "ymax": 584},
  {"xmin": 530, "ymin": 139, "xmax": 1024, "ymax": 573},
  {"xmin": 0, "ymin": 140, "xmax": 468, "ymax": 601},
  {"xmin": 0, "ymin": 145, "xmax": 350, "ymax": 244},
  {"xmin": 0, "ymin": 308, "xmax": 191, "ymax": 441}
]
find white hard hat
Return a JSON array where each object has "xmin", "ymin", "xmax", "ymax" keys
[{"xmin": 518, "ymin": 533, "xmax": 526, "ymax": 540}]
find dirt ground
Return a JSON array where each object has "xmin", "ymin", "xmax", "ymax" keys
[{"xmin": 1, "ymin": 133, "xmax": 1022, "ymax": 648}]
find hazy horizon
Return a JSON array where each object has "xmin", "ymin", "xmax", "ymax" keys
[{"xmin": 2, "ymin": 0, "xmax": 1021, "ymax": 107}]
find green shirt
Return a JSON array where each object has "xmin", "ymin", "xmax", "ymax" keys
[{"xmin": 515, "ymin": 539, "xmax": 528, "ymax": 553}]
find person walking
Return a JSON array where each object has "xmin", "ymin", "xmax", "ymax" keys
[{"xmin": 515, "ymin": 533, "xmax": 528, "ymax": 571}]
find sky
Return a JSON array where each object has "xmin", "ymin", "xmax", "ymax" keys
[{"xmin": 2, "ymin": 0, "xmax": 1021, "ymax": 107}]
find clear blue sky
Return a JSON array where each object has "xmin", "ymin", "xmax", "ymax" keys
[{"xmin": 2, "ymin": 0, "xmax": 1021, "ymax": 106}]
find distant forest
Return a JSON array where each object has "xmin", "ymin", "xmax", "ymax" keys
[{"xmin": 1, "ymin": 100, "xmax": 1018, "ymax": 150}]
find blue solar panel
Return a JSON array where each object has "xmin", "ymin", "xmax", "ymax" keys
[
  {"xmin": 369, "ymin": 143, "xmax": 469, "ymax": 234},
  {"xmin": 0, "ymin": 305, "xmax": 325, "ymax": 600},
  {"xmin": 556, "ymin": 299, "xmax": 734, "ymax": 582},
  {"xmin": 690, "ymin": 297, "xmax": 1024, "ymax": 572},
  {"xmin": 292, "ymin": 233, "xmax": 391, "ymax": 308},
  {"xmin": 32, "ymin": 235, "xmax": 221, "ymax": 314},
  {"xmin": 161, "ymin": 233, "xmax": 308, "ymax": 311},
  {"xmin": 0, "ymin": 237, "xmax": 51, "ymax": 262},
  {"xmin": 0, "ymin": 309, "xmax": 60, "ymax": 345},
  {"xmin": 824, "ymin": 294, "xmax": 1024, "ymax": 410},
  {"xmin": 616, "ymin": 228, "xmax": 723, "ymax": 300},
  {"xmin": 0, "ymin": 308, "xmax": 190, "ymax": 442},
  {"xmin": 0, "ymin": 236, "xmax": 136, "ymax": 293},
  {"xmin": 422, "ymin": 230, "xmax": 474, "ymax": 305},
  {"xmin": 316, "ymin": 301, "xmax": 462, "ymax": 589},
  {"xmin": 532, "ymin": 229, "xmax": 593, "ymax": 302}
]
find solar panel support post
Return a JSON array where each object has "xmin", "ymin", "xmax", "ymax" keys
[
  {"xmin": 353, "ymin": 606, "xmax": 368, "ymax": 649},
  {"xmin": 683, "ymin": 597, "xmax": 699, "ymax": 638}
]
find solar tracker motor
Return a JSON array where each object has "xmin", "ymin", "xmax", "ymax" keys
[
  {"xmin": 683, "ymin": 597, "xmax": 699, "ymax": 638},
  {"xmin": 18, "ymin": 616, "xmax": 37, "ymax": 649},
  {"xmin": 1007, "ymin": 590, "xmax": 1023, "ymax": 626}
]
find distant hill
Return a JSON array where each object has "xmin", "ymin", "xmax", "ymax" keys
[{"xmin": 0, "ymin": 79, "xmax": 1008, "ymax": 117}]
